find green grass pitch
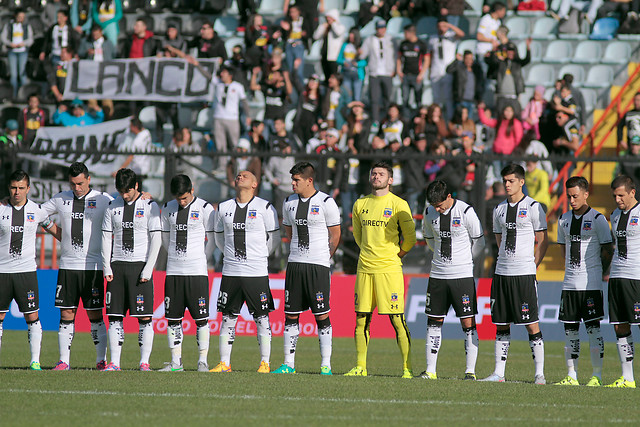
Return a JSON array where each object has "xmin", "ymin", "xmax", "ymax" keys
[{"xmin": 0, "ymin": 331, "xmax": 637, "ymax": 425}]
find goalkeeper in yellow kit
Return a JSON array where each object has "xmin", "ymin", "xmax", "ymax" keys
[{"xmin": 344, "ymin": 162, "xmax": 417, "ymax": 378}]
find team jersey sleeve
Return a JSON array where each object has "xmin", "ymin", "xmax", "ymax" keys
[
  {"xmin": 531, "ymin": 201, "xmax": 547, "ymax": 231},
  {"xmin": 213, "ymin": 207, "xmax": 224, "ymax": 233},
  {"xmin": 422, "ymin": 206, "xmax": 434, "ymax": 240},
  {"xmin": 161, "ymin": 208, "xmax": 170, "ymax": 232},
  {"xmin": 493, "ymin": 206, "xmax": 501, "ymax": 234},
  {"xmin": 282, "ymin": 198, "xmax": 292, "ymax": 227},
  {"xmin": 148, "ymin": 202, "xmax": 162, "ymax": 232},
  {"xmin": 595, "ymin": 213, "xmax": 613, "ymax": 244},
  {"xmin": 324, "ymin": 197, "xmax": 341, "ymax": 227},
  {"xmin": 264, "ymin": 202, "xmax": 279, "ymax": 232},
  {"xmin": 352, "ymin": 200, "xmax": 362, "ymax": 247},
  {"xmin": 557, "ymin": 217, "xmax": 566, "ymax": 245},
  {"xmin": 465, "ymin": 206, "xmax": 484, "ymax": 239},
  {"xmin": 41, "ymin": 195, "xmax": 59, "ymax": 216},
  {"xmin": 102, "ymin": 205, "xmax": 113, "ymax": 232},
  {"xmin": 203, "ymin": 203, "xmax": 215, "ymax": 232},
  {"xmin": 398, "ymin": 199, "xmax": 417, "ymax": 252}
]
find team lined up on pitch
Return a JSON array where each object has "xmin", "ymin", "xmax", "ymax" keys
[{"xmin": 1, "ymin": 161, "xmax": 638, "ymax": 388}]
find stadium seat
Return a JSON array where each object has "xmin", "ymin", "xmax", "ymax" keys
[
  {"xmin": 0, "ymin": 82, "xmax": 13, "ymax": 103},
  {"xmin": 339, "ymin": 15, "xmax": 356, "ymax": 33},
  {"xmin": 258, "ymin": 0, "xmax": 285, "ymax": 16},
  {"xmin": 285, "ymin": 108, "xmax": 296, "ymax": 131},
  {"xmin": 164, "ymin": 15, "xmax": 184, "ymax": 35},
  {"xmin": 541, "ymin": 40, "xmax": 572, "ymax": 63},
  {"xmin": 386, "ymin": 17, "xmax": 412, "ymax": 39},
  {"xmin": 464, "ymin": 0, "xmax": 483, "ymax": 16},
  {"xmin": 227, "ymin": 0, "xmax": 239, "ymax": 14},
  {"xmin": 195, "ymin": 107, "xmax": 214, "ymax": 130},
  {"xmin": 324, "ymin": 0, "xmax": 343, "ymax": 10},
  {"xmin": 456, "ymin": 39, "xmax": 477, "ymax": 55},
  {"xmin": 122, "ymin": 0, "xmax": 143, "ymax": 13},
  {"xmin": 572, "ymin": 40, "xmax": 602, "ymax": 64},
  {"xmin": 344, "ymin": 0, "xmax": 361, "ymax": 14},
  {"xmin": 531, "ymin": 17, "xmax": 557, "ymax": 40},
  {"xmin": 224, "ymin": 37, "xmax": 244, "ymax": 58},
  {"xmin": 519, "ymin": 40, "xmax": 542, "ymax": 62},
  {"xmin": 305, "ymin": 39, "xmax": 323, "ymax": 63},
  {"xmin": 214, "ymin": 15, "xmax": 239, "ymax": 39},
  {"xmin": 421, "ymin": 86, "xmax": 433, "ymax": 106},
  {"xmin": 138, "ymin": 106, "xmax": 157, "ymax": 134},
  {"xmin": 416, "ymin": 16, "xmax": 438, "ymax": 39},
  {"xmin": 583, "ymin": 65, "xmax": 614, "ymax": 88},
  {"xmin": 525, "ymin": 63, "xmax": 555, "ymax": 87},
  {"xmin": 360, "ymin": 17, "xmax": 383, "ymax": 39},
  {"xmin": 505, "ymin": 16, "xmax": 531, "ymax": 40},
  {"xmin": 557, "ymin": 64, "xmax": 585, "ymax": 86},
  {"xmin": 581, "ymin": 88, "xmax": 598, "ymax": 112},
  {"xmin": 16, "ymin": 82, "xmax": 44, "ymax": 103},
  {"xmin": 142, "ymin": 0, "xmax": 168, "ymax": 13},
  {"xmin": 519, "ymin": 87, "xmax": 534, "ymax": 110},
  {"xmin": 589, "ymin": 17, "xmax": 619, "ymax": 40},
  {"xmin": 26, "ymin": 14, "xmax": 45, "ymax": 38},
  {"xmin": 187, "ymin": 16, "xmax": 211, "ymax": 37},
  {"xmin": 602, "ymin": 41, "xmax": 631, "ymax": 65}
]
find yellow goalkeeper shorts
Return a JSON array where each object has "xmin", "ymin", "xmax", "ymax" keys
[{"xmin": 354, "ymin": 271, "xmax": 405, "ymax": 315}]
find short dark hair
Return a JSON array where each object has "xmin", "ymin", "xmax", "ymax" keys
[
  {"xmin": 14, "ymin": 7, "xmax": 24, "ymax": 17},
  {"xmin": 426, "ymin": 180, "xmax": 449, "ymax": 205},
  {"xmin": 130, "ymin": 117, "xmax": 143, "ymax": 129},
  {"xmin": 501, "ymin": 163, "xmax": 525, "ymax": 180},
  {"xmin": 562, "ymin": 74, "xmax": 574, "ymax": 85},
  {"xmin": 491, "ymin": 2, "xmax": 506, "ymax": 12},
  {"xmin": 560, "ymin": 84, "xmax": 571, "ymax": 92},
  {"xmin": 9, "ymin": 169, "xmax": 30, "ymax": 186},
  {"xmin": 115, "ymin": 168, "xmax": 138, "ymax": 193},
  {"xmin": 251, "ymin": 119, "xmax": 263, "ymax": 128},
  {"xmin": 463, "ymin": 50, "xmax": 473, "ymax": 57},
  {"xmin": 170, "ymin": 174, "xmax": 192, "ymax": 196},
  {"xmin": 27, "ymin": 93, "xmax": 40, "ymax": 102},
  {"xmin": 290, "ymin": 162, "xmax": 315, "ymax": 180},
  {"xmin": 68, "ymin": 162, "xmax": 89, "ymax": 179},
  {"xmin": 566, "ymin": 176, "xmax": 589, "ymax": 192},
  {"xmin": 58, "ymin": 8, "xmax": 70, "ymax": 18},
  {"xmin": 612, "ymin": 175, "xmax": 636, "ymax": 192},
  {"xmin": 91, "ymin": 23, "xmax": 102, "ymax": 32},
  {"xmin": 404, "ymin": 24, "xmax": 416, "ymax": 32},
  {"xmin": 371, "ymin": 161, "xmax": 393, "ymax": 178}
]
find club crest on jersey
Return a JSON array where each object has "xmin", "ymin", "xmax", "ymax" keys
[
  {"xmin": 198, "ymin": 297, "xmax": 206, "ymax": 307},
  {"xmin": 316, "ymin": 292, "xmax": 324, "ymax": 302},
  {"xmin": 518, "ymin": 209, "xmax": 527, "ymax": 218},
  {"xmin": 383, "ymin": 208, "xmax": 393, "ymax": 218},
  {"xmin": 587, "ymin": 298, "xmax": 595, "ymax": 308},
  {"xmin": 635, "ymin": 302, "xmax": 640, "ymax": 313},
  {"xmin": 135, "ymin": 209, "xmax": 144, "ymax": 218},
  {"xmin": 190, "ymin": 211, "xmax": 199, "ymax": 220},
  {"xmin": 310, "ymin": 205, "xmax": 320, "ymax": 215},
  {"xmin": 136, "ymin": 294, "xmax": 144, "ymax": 304},
  {"xmin": 27, "ymin": 291, "xmax": 35, "ymax": 300},
  {"xmin": 521, "ymin": 303, "xmax": 529, "ymax": 313},
  {"xmin": 26, "ymin": 213, "xmax": 35, "ymax": 222},
  {"xmin": 583, "ymin": 221, "xmax": 592, "ymax": 231},
  {"xmin": 260, "ymin": 292, "xmax": 268, "ymax": 303},
  {"xmin": 462, "ymin": 294, "xmax": 470, "ymax": 305},
  {"xmin": 248, "ymin": 210, "xmax": 257, "ymax": 219},
  {"xmin": 391, "ymin": 293, "xmax": 398, "ymax": 302},
  {"xmin": 91, "ymin": 287, "xmax": 100, "ymax": 297},
  {"xmin": 631, "ymin": 217, "xmax": 639, "ymax": 226},
  {"xmin": 87, "ymin": 200, "xmax": 97, "ymax": 209},
  {"xmin": 452, "ymin": 218, "xmax": 461, "ymax": 227}
]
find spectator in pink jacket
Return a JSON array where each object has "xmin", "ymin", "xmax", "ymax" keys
[
  {"xmin": 478, "ymin": 102, "xmax": 523, "ymax": 155},
  {"xmin": 521, "ymin": 85, "xmax": 547, "ymax": 139}
]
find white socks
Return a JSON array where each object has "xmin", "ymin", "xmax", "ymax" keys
[
  {"xmin": 564, "ymin": 326, "xmax": 580, "ymax": 380},
  {"xmin": 425, "ymin": 321, "xmax": 442, "ymax": 374},
  {"xmin": 91, "ymin": 319, "xmax": 108, "ymax": 363},
  {"xmin": 167, "ymin": 322, "xmax": 183, "ymax": 366},
  {"xmin": 586, "ymin": 324, "xmax": 604, "ymax": 378},
  {"xmin": 219, "ymin": 315, "xmax": 238, "ymax": 365},
  {"xmin": 529, "ymin": 332, "xmax": 545, "ymax": 377},
  {"xmin": 58, "ymin": 320, "xmax": 75, "ymax": 364},
  {"xmin": 494, "ymin": 330, "xmax": 510, "ymax": 377},
  {"xmin": 196, "ymin": 321, "xmax": 210, "ymax": 364},
  {"xmin": 464, "ymin": 326, "xmax": 479, "ymax": 374},
  {"xmin": 283, "ymin": 320, "xmax": 299, "ymax": 369},
  {"xmin": 255, "ymin": 315, "xmax": 271, "ymax": 363},
  {"xmin": 616, "ymin": 333, "xmax": 634, "ymax": 382},
  {"xmin": 108, "ymin": 319, "xmax": 124, "ymax": 366},
  {"xmin": 318, "ymin": 322, "xmax": 332, "ymax": 369},
  {"xmin": 27, "ymin": 319, "xmax": 42, "ymax": 364},
  {"xmin": 138, "ymin": 319, "xmax": 154, "ymax": 365}
]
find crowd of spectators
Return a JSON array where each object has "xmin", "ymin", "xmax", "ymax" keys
[{"xmin": 0, "ymin": 0, "xmax": 637, "ymax": 230}]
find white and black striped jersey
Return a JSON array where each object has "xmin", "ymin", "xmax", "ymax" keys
[
  {"xmin": 557, "ymin": 207, "xmax": 612, "ymax": 290},
  {"xmin": 214, "ymin": 196, "xmax": 279, "ymax": 277},
  {"xmin": 282, "ymin": 191, "xmax": 341, "ymax": 268},
  {"xmin": 161, "ymin": 197, "xmax": 215, "ymax": 277},
  {"xmin": 0, "ymin": 200, "xmax": 50, "ymax": 273},
  {"xmin": 610, "ymin": 202, "xmax": 640, "ymax": 279},
  {"xmin": 423, "ymin": 199, "xmax": 483, "ymax": 279},
  {"xmin": 493, "ymin": 195, "xmax": 547, "ymax": 276},
  {"xmin": 102, "ymin": 195, "xmax": 162, "ymax": 262},
  {"xmin": 42, "ymin": 189, "xmax": 114, "ymax": 270}
]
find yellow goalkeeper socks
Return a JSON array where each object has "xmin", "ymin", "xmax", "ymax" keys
[
  {"xmin": 355, "ymin": 313, "xmax": 372, "ymax": 369},
  {"xmin": 389, "ymin": 314, "xmax": 412, "ymax": 371}
]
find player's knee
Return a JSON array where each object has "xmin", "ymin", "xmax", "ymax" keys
[
  {"xmin": 285, "ymin": 316, "xmax": 299, "ymax": 326},
  {"xmin": 138, "ymin": 317, "xmax": 152, "ymax": 325},
  {"xmin": 427, "ymin": 317, "xmax": 443, "ymax": 327},
  {"xmin": 584, "ymin": 320, "xmax": 600, "ymax": 330},
  {"xmin": 108, "ymin": 316, "xmax": 121, "ymax": 324},
  {"xmin": 168, "ymin": 319, "xmax": 181, "ymax": 327},
  {"xmin": 60, "ymin": 318, "xmax": 74, "ymax": 326},
  {"xmin": 529, "ymin": 331, "xmax": 543, "ymax": 341},
  {"xmin": 25, "ymin": 316, "xmax": 40, "ymax": 324},
  {"xmin": 564, "ymin": 323, "xmax": 580, "ymax": 332},
  {"xmin": 195, "ymin": 319, "xmax": 208, "ymax": 328},
  {"xmin": 315, "ymin": 316, "xmax": 331, "ymax": 330}
]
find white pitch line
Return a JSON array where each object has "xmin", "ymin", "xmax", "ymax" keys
[{"xmin": 0, "ymin": 388, "xmax": 610, "ymax": 410}]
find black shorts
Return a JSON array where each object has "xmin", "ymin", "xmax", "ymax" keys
[
  {"xmin": 0, "ymin": 272, "xmax": 39, "ymax": 314},
  {"xmin": 425, "ymin": 277, "xmax": 477, "ymax": 318},
  {"xmin": 56, "ymin": 269, "xmax": 104, "ymax": 310},
  {"xmin": 559, "ymin": 290, "xmax": 604, "ymax": 323},
  {"xmin": 608, "ymin": 278, "xmax": 640, "ymax": 325},
  {"xmin": 106, "ymin": 262, "xmax": 153, "ymax": 317},
  {"xmin": 164, "ymin": 275, "xmax": 210, "ymax": 321},
  {"xmin": 217, "ymin": 275, "xmax": 274, "ymax": 316},
  {"xmin": 491, "ymin": 274, "xmax": 539, "ymax": 325},
  {"xmin": 284, "ymin": 262, "xmax": 331, "ymax": 315}
]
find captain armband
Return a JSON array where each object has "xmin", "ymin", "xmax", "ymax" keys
[{"xmin": 41, "ymin": 217, "xmax": 54, "ymax": 230}]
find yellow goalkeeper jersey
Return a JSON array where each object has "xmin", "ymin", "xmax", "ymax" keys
[{"xmin": 352, "ymin": 192, "xmax": 417, "ymax": 273}]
